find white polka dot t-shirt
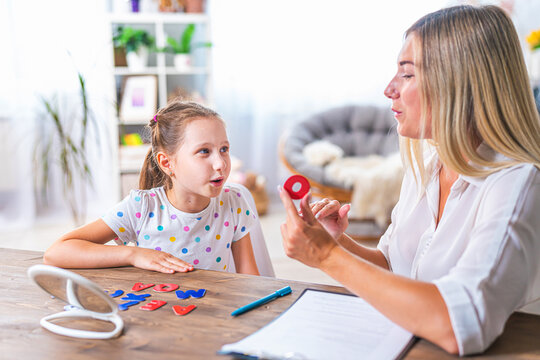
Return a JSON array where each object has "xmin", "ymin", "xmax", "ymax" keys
[{"xmin": 102, "ymin": 184, "xmax": 257, "ymax": 272}]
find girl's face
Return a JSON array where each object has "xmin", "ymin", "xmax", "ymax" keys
[
  {"xmin": 384, "ymin": 35, "xmax": 431, "ymax": 139},
  {"xmin": 169, "ymin": 117, "xmax": 231, "ymax": 200}
]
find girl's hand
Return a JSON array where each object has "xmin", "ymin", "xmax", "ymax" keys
[
  {"xmin": 305, "ymin": 198, "xmax": 350, "ymax": 240},
  {"xmin": 130, "ymin": 248, "xmax": 194, "ymax": 274},
  {"xmin": 279, "ymin": 188, "xmax": 338, "ymax": 269}
]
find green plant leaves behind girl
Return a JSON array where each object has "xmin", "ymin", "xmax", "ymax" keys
[
  {"xmin": 162, "ymin": 24, "xmax": 211, "ymax": 54},
  {"xmin": 113, "ymin": 26, "xmax": 155, "ymax": 53}
]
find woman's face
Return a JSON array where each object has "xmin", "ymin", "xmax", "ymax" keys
[{"xmin": 384, "ymin": 35, "xmax": 431, "ymax": 139}]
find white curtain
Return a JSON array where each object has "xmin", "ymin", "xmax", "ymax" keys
[
  {"xmin": 209, "ymin": 0, "xmax": 448, "ymax": 193},
  {"xmin": 0, "ymin": 0, "xmax": 116, "ymax": 229}
]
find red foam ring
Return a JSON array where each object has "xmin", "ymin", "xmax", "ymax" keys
[{"xmin": 283, "ymin": 175, "xmax": 310, "ymax": 199}]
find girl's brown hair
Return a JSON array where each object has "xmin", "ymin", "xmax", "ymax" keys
[{"xmin": 139, "ymin": 100, "xmax": 223, "ymax": 190}]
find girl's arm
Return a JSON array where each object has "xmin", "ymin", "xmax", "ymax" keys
[
  {"xmin": 279, "ymin": 188, "xmax": 459, "ymax": 354},
  {"xmin": 44, "ymin": 219, "xmax": 194, "ymax": 274},
  {"xmin": 231, "ymin": 233, "xmax": 260, "ymax": 275}
]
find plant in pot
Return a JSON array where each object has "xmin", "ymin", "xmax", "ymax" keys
[
  {"xmin": 162, "ymin": 24, "xmax": 211, "ymax": 72},
  {"xmin": 113, "ymin": 26, "xmax": 155, "ymax": 71},
  {"xmin": 33, "ymin": 73, "xmax": 99, "ymax": 226}
]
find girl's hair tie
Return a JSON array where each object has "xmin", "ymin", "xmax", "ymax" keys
[{"xmin": 153, "ymin": 115, "xmax": 158, "ymax": 123}]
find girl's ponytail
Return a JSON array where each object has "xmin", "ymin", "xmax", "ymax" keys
[{"xmin": 138, "ymin": 148, "xmax": 171, "ymax": 190}]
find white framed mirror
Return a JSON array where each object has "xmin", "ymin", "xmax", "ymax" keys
[{"xmin": 27, "ymin": 264, "xmax": 124, "ymax": 339}]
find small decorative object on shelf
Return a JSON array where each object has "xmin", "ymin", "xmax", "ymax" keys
[
  {"xmin": 114, "ymin": 47, "xmax": 127, "ymax": 67},
  {"xmin": 119, "ymin": 75, "xmax": 158, "ymax": 123},
  {"xmin": 113, "ymin": 26, "xmax": 155, "ymax": 70},
  {"xmin": 159, "ymin": 0, "xmax": 181, "ymax": 12},
  {"xmin": 121, "ymin": 133, "xmax": 144, "ymax": 146},
  {"xmin": 182, "ymin": 0, "xmax": 205, "ymax": 13},
  {"xmin": 158, "ymin": 0, "xmax": 204, "ymax": 13},
  {"xmin": 526, "ymin": 28, "xmax": 540, "ymax": 86},
  {"xmin": 130, "ymin": 0, "xmax": 140, "ymax": 12}
]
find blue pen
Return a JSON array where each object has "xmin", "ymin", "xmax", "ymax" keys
[{"xmin": 231, "ymin": 286, "xmax": 292, "ymax": 316}]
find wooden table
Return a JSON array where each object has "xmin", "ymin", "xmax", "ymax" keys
[{"xmin": 1, "ymin": 248, "xmax": 539, "ymax": 359}]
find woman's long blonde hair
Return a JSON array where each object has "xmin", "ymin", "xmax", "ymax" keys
[{"xmin": 402, "ymin": 5, "xmax": 540, "ymax": 188}]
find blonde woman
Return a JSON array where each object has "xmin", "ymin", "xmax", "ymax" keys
[{"xmin": 279, "ymin": 5, "xmax": 540, "ymax": 355}]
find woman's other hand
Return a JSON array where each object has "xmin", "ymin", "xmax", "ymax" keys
[
  {"xmin": 279, "ymin": 187, "xmax": 338, "ymax": 268},
  {"xmin": 306, "ymin": 198, "xmax": 350, "ymax": 239},
  {"xmin": 130, "ymin": 248, "xmax": 194, "ymax": 274}
]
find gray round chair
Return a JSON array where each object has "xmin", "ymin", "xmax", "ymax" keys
[
  {"xmin": 279, "ymin": 104, "xmax": 400, "ymax": 240},
  {"xmin": 280, "ymin": 105, "xmax": 399, "ymax": 200}
]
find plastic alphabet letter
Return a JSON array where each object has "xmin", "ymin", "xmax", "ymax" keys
[
  {"xmin": 189, "ymin": 289, "xmax": 206, "ymax": 298},
  {"xmin": 153, "ymin": 283, "xmax": 179, "ymax": 292},
  {"xmin": 140, "ymin": 300, "xmax": 167, "ymax": 311},
  {"xmin": 175, "ymin": 289, "xmax": 206, "ymax": 299},
  {"xmin": 172, "ymin": 304, "xmax": 197, "ymax": 316},
  {"xmin": 118, "ymin": 300, "xmax": 141, "ymax": 311},
  {"xmin": 121, "ymin": 293, "xmax": 151, "ymax": 302},
  {"xmin": 132, "ymin": 282, "xmax": 155, "ymax": 292},
  {"xmin": 109, "ymin": 290, "xmax": 124, "ymax": 298}
]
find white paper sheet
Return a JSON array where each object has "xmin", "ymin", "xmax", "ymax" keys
[{"xmin": 220, "ymin": 289, "xmax": 415, "ymax": 360}]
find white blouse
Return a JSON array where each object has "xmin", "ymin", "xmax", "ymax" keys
[{"xmin": 377, "ymin": 144, "xmax": 540, "ymax": 355}]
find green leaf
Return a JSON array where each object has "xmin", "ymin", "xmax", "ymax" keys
[
  {"xmin": 181, "ymin": 24, "xmax": 196, "ymax": 54},
  {"xmin": 113, "ymin": 26, "xmax": 155, "ymax": 53},
  {"xmin": 166, "ymin": 36, "xmax": 181, "ymax": 53}
]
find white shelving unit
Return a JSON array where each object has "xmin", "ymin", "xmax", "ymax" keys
[{"xmin": 106, "ymin": 12, "xmax": 213, "ymax": 198}]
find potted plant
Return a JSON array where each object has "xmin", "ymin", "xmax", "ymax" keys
[
  {"xmin": 34, "ymin": 73, "xmax": 98, "ymax": 226},
  {"xmin": 162, "ymin": 24, "xmax": 211, "ymax": 72},
  {"xmin": 113, "ymin": 26, "xmax": 155, "ymax": 70}
]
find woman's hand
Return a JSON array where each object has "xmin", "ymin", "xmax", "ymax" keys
[
  {"xmin": 279, "ymin": 188, "xmax": 338, "ymax": 269},
  {"xmin": 130, "ymin": 248, "xmax": 194, "ymax": 274},
  {"xmin": 306, "ymin": 198, "xmax": 350, "ymax": 240}
]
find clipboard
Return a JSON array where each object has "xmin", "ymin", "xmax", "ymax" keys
[{"xmin": 219, "ymin": 288, "xmax": 417, "ymax": 360}]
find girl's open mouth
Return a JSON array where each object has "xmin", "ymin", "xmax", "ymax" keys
[{"xmin": 210, "ymin": 178, "xmax": 224, "ymax": 186}]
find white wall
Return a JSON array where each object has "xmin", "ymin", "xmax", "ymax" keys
[
  {"xmin": 209, "ymin": 0, "xmax": 448, "ymax": 192},
  {"xmin": 0, "ymin": 0, "xmax": 117, "ymax": 229}
]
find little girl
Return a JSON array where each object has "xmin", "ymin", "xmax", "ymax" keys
[{"xmin": 44, "ymin": 101, "xmax": 260, "ymax": 275}]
